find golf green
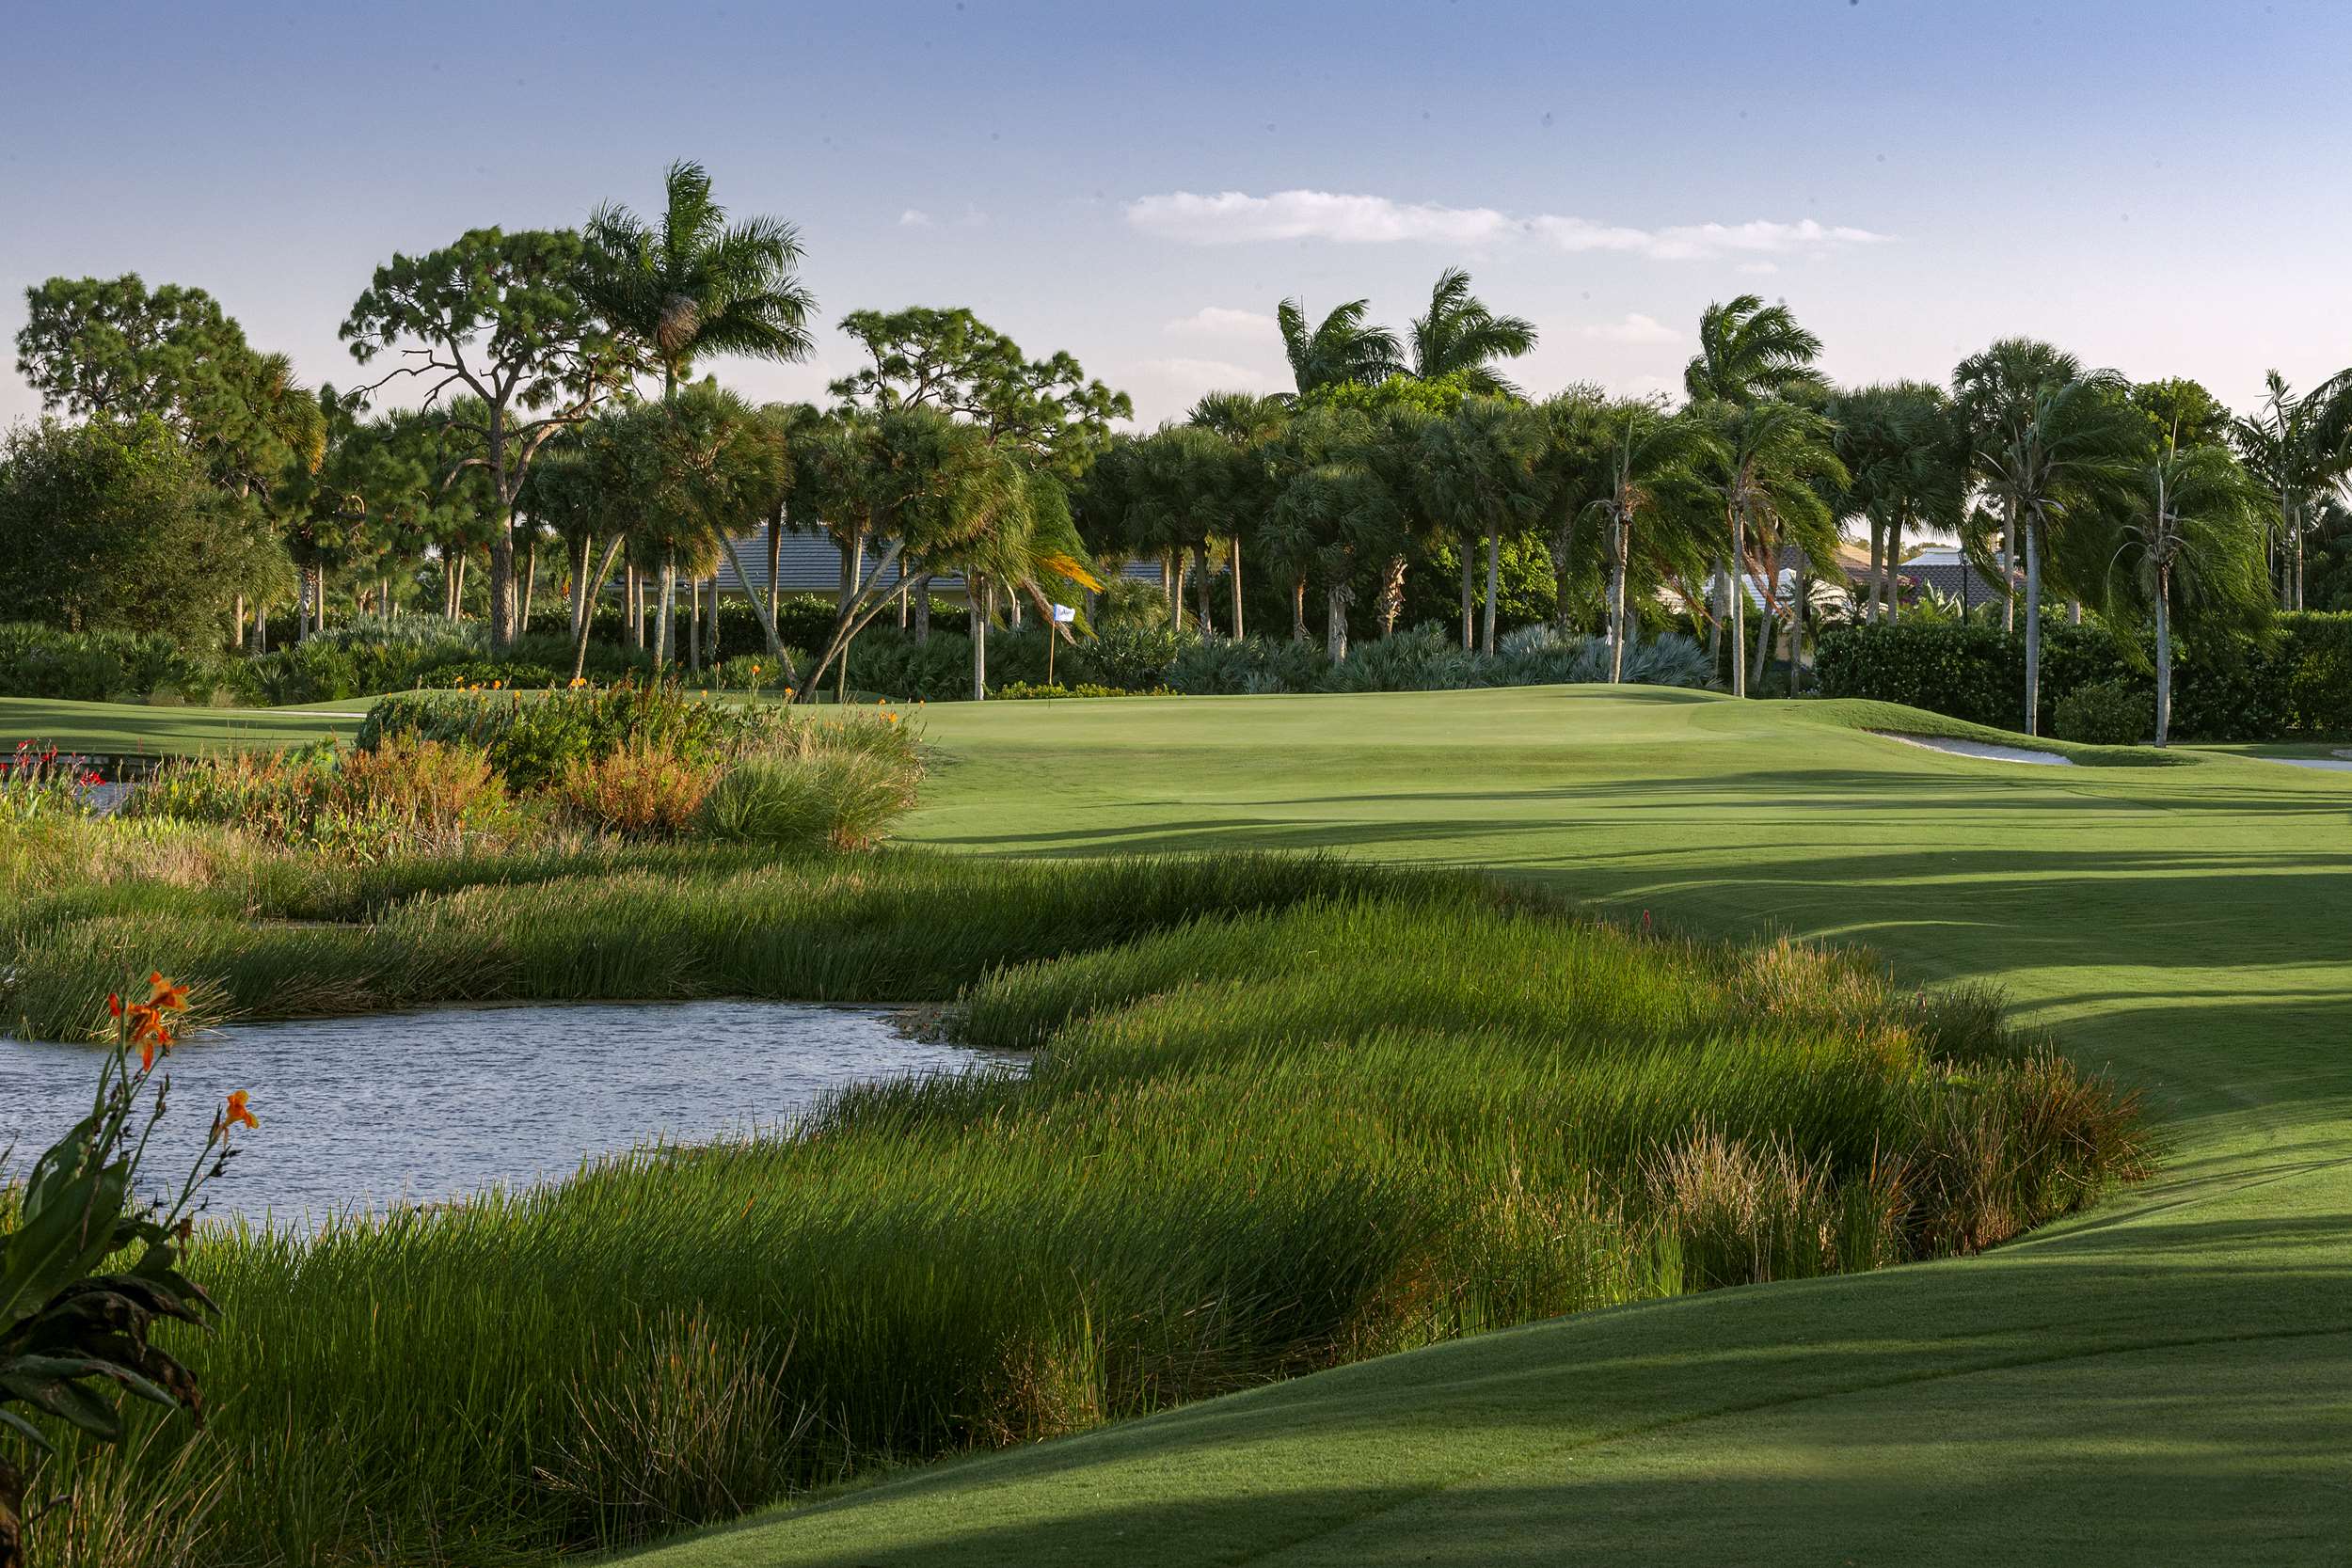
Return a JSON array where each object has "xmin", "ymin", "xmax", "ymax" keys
[{"xmin": 636, "ymin": 686, "xmax": 2352, "ymax": 1564}]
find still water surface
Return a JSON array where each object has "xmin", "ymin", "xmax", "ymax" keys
[{"xmin": 1, "ymin": 1001, "xmax": 974, "ymax": 1225}]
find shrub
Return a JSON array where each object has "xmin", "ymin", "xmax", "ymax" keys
[
  {"xmin": 358, "ymin": 684, "xmax": 769, "ymax": 792},
  {"xmin": 0, "ymin": 622, "xmax": 244, "ymax": 704},
  {"xmin": 130, "ymin": 737, "xmax": 510, "ymax": 856},
  {"xmin": 2051, "ymin": 678, "xmax": 2151, "ymax": 746},
  {"xmin": 553, "ymin": 742, "xmax": 716, "ymax": 838},
  {"xmin": 1086, "ymin": 625, "xmax": 1195, "ymax": 690},
  {"xmin": 1816, "ymin": 613, "xmax": 2352, "ymax": 741}
]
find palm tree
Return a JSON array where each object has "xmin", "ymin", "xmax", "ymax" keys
[
  {"xmin": 1961, "ymin": 362, "xmax": 2142, "ymax": 734},
  {"xmin": 584, "ymin": 159, "xmax": 816, "ymax": 658},
  {"xmin": 951, "ymin": 469, "xmax": 1101, "ymax": 700},
  {"xmin": 1276, "ymin": 297, "xmax": 1404, "ymax": 396},
  {"xmin": 1417, "ymin": 396, "xmax": 1549, "ymax": 655},
  {"xmin": 1189, "ymin": 391, "xmax": 1288, "ymax": 638},
  {"xmin": 1700, "ymin": 400, "xmax": 1846, "ymax": 698},
  {"xmin": 1954, "ymin": 340, "xmax": 2083, "ymax": 633},
  {"xmin": 1407, "ymin": 268, "xmax": 1537, "ymax": 396},
  {"xmin": 1585, "ymin": 402, "xmax": 1722, "ymax": 681},
  {"xmin": 1683, "ymin": 295, "xmax": 1826, "ymax": 407},
  {"xmin": 2233, "ymin": 371, "xmax": 2351, "ymax": 611},
  {"xmin": 2110, "ymin": 441, "xmax": 2267, "ymax": 746},
  {"xmin": 1831, "ymin": 382, "xmax": 1964, "ymax": 623}
]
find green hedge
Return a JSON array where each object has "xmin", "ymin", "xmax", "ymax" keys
[
  {"xmin": 1815, "ymin": 613, "xmax": 2352, "ymax": 741},
  {"xmin": 357, "ymin": 685, "xmax": 794, "ymax": 790}
]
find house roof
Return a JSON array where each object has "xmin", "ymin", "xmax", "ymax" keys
[{"xmin": 703, "ymin": 524, "xmax": 1166, "ymax": 596}]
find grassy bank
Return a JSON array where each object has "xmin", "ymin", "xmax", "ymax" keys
[{"xmin": 0, "ymin": 810, "xmax": 2147, "ymax": 1566}]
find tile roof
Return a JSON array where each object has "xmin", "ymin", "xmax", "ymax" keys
[{"xmin": 704, "ymin": 524, "xmax": 1166, "ymax": 596}]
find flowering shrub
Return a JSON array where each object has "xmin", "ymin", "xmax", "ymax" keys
[
  {"xmin": 0, "ymin": 973, "xmax": 253, "ymax": 1568},
  {"xmin": 130, "ymin": 737, "xmax": 507, "ymax": 856}
]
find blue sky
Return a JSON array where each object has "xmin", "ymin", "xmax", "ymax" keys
[{"xmin": 6, "ymin": 0, "xmax": 2349, "ymax": 428}]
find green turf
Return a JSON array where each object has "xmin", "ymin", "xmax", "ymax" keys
[
  {"xmin": 624, "ymin": 685, "xmax": 2352, "ymax": 1564},
  {"xmin": 0, "ymin": 695, "xmax": 363, "ymax": 753}
]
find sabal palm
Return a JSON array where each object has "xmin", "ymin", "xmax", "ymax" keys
[
  {"xmin": 953, "ymin": 468, "xmax": 1101, "ymax": 699},
  {"xmin": 1276, "ymin": 297, "xmax": 1403, "ymax": 396},
  {"xmin": 1965, "ymin": 368, "xmax": 2142, "ymax": 733},
  {"xmin": 2111, "ymin": 442, "xmax": 2266, "ymax": 745},
  {"xmin": 1683, "ymin": 295, "xmax": 1825, "ymax": 407},
  {"xmin": 1407, "ymin": 268, "xmax": 1537, "ymax": 397},
  {"xmin": 1585, "ymin": 402, "xmax": 1722, "ymax": 680}
]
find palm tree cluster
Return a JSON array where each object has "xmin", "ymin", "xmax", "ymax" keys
[{"xmin": 59, "ymin": 173, "xmax": 2344, "ymax": 734}]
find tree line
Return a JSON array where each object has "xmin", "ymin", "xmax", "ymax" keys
[{"xmin": 8, "ymin": 161, "xmax": 2352, "ymax": 734}]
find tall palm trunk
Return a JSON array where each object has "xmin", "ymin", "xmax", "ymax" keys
[
  {"xmin": 1788, "ymin": 568, "xmax": 1807, "ymax": 693},
  {"xmin": 1326, "ymin": 582, "xmax": 1351, "ymax": 663},
  {"xmin": 914, "ymin": 560, "xmax": 931, "ymax": 643},
  {"xmin": 655, "ymin": 552, "xmax": 677, "ymax": 672},
  {"xmin": 1481, "ymin": 521, "xmax": 1501, "ymax": 657},
  {"xmin": 2153, "ymin": 566, "xmax": 2173, "ymax": 747},
  {"xmin": 1749, "ymin": 579, "xmax": 1773, "ymax": 691},
  {"xmin": 973, "ymin": 578, "xmax": 991, "ymax": 701},
  {"xmin": 520, "ymin": 545, "xmax": 538, "ymax": 631},
  {"xmin": 2022, "ymin": 515, "xmax": 2043, "ymax": 736},
  {"xmin": 1607, "ymin": 512, "xmax": 1629, "ymax": 684},
  {"xmin": 767, "ymin": 506, "xmax": 784, "ymax": 626},
  {"xmin": 1229, "ymin": 537, "xmax": 1245, "ymax": 640},
  {"xmin": 689, "ymin": 577, "xmax": 702, "ymax": 673},
  {"xmin": 570, "ymin": 538, "xmax": 627, "ymax": 684},
  {"xmin": 1867, "ymin": 519, "xmax": 1885, "ymax": 623},
  {"xmin": 1727, "ymin": 503, "xmax": 1749, "ymax": 699},
  {"xmin": 1999, "ymin": 501, "xmax": 2017, "ymax": 633},
  {"xmin": 1885, "ymin": 515, "xmax": 1903, "ymax": 625},
  {"xmin": 1458, "ymin": 546, "xmax": 1474, "ymax": 650},
  {"xmin": 1708, "ymin": 554, "xmax": 1726, "ymax": 661},
  {"xmin": 1163, "ymin": 553, "xmax": 1178, "ymax": 627},
  {"xmin": 1196, "ymin": 549, "xmax": 1214, "ymax": 636},
  {"xmin": 1291, "ymin": 578, "xmax": 1309, "ymax": 642},
  {"xmin": 1377, "ymin": 555, "xmax": 1407, "ymax": 636}
]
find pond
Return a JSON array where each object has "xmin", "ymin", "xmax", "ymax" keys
[{"xmin": 0, "ymin": 1001, "xmax": 980, "ymax": 1227}]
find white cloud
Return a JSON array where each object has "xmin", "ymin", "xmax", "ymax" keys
[
  {"xmin": 1127, "ymin": 190, "xmax": 1517, "ymax": 247},
  {"xmin": 1163, "ymin": 306, "xmax": 1278, "ymax": 338},
  {"xmin": 1582, "ymin": 312, "xmax": 1683, "ymax": 345},
  {"xmin": 1127, "ymin": 189, "xmax": 1891, "ymax": 261},
  {"xmin": 1738, "ymin": 261, "xmax": 1780, "ymax": 276},
  {"xmin": 898, "ymin": 208, "xmax": 932, "ymax": 228}
]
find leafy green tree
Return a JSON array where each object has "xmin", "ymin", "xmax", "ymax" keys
[
  {"xmin": 1276, "ymin": 296, "xmax": 1404, "ymax": 397},
  {"xmin": 1698, "ymin": 400, "xmax": 1846, "ymax": 696},
  {"xmin": 2106, "ymin": 441, "xmax": 2268, "ymax": 745},
  {"xmin": 1683, "ymin": 294, "xmax": 1827, "ymax": 406},
  {"xmin": 831, "ymin": 307, "xmax": 1130, "ymax": 478},
  {"xmin": 1406, "ymin": 268, "xmax": 1537, "ymax": 397},
  {"xmin": 13, "ymin": 276, "xmax": 324, "ymax": 498},
  {"xmin": 341, "ymin": 228, "xmax": 627, "ymax": 649},
  {"xmin": 1956, "ymin": 344, "xmax": 2143, "ymax": 732},
  {"xmin": 1528, "ymin": 389, "xmax": 1613, "ymax": 636},
  {"xmin": 1259, "ymin": 405, "xmax": 1399, "ymax": 658},
  {"xmin": 0, "ymin": 416, "xmax": 292, "ymax": 643},
  {"xmin": 2128, "ymin": 377, "xmax": 2232, "ymax": 452},
  {"xmin": 949, "ymin": 467, "xmax": 1101, "ymax": 698}
]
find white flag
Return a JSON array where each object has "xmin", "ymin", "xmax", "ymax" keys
[{"xmin": 1050, "ymin": 603, "xmax": 1077, "ymax": 625}]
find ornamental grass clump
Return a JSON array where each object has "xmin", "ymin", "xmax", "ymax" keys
[{"xmin": 553, "ymin": 741, "xmax": 715, "ymax": 839}]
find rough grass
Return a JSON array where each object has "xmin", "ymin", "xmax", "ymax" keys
[{"xmin": 0, "ymin": 821, "xmax": 2149, "ymax": 1567}]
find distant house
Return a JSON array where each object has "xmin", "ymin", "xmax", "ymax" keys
[
  {"xmin": 1898, "ymin": 544, "xmax": 2015, "ymax": 611},
  {"xmin": 702, "ymin": 522, "xmax": 1167, "ymax": 609}
]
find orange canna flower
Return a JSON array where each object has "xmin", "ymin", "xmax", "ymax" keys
[
  {"xmin": 224, "ymin": 1090, "xmax": 258, "ymax": 1131},
  {"xmin": 107, "ymin": 992, "xmax": 123, "ymax": 1017},
  {"xmin": 147, "ymin": 973, "xmax": 190, "ymax": 1011}
]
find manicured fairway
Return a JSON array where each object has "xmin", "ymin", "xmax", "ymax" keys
[
  {"xmin": 633, "ymin": 686, "xmax": 2352, "ymax": 1564},
  {"xmin": 0, "ymin": 695, "xmax": 363, "ymax": 754}
]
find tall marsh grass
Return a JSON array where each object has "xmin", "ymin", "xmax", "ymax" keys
[{"xmin": 0, "ymin": 830, "xmax": 2153, "ymax": 1566}]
